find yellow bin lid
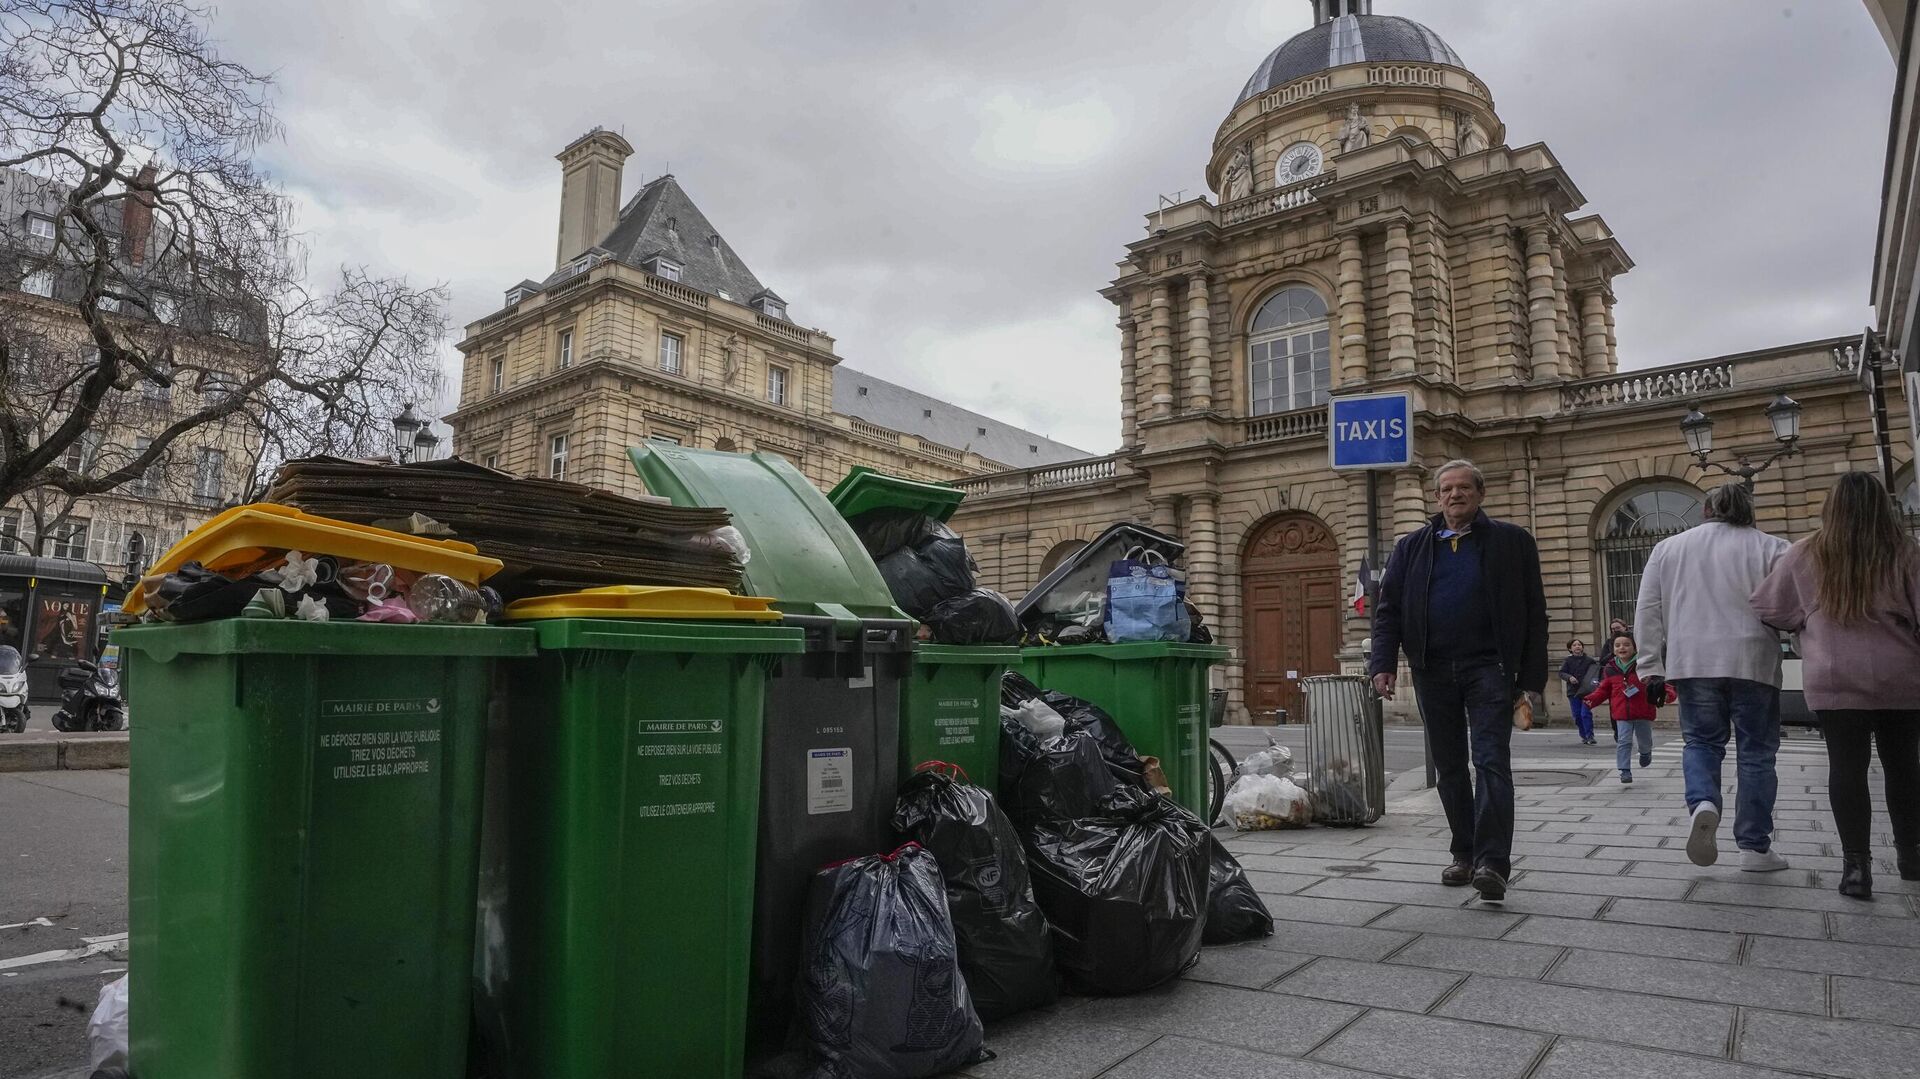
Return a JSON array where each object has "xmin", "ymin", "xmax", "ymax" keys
[
  {"xmin": 124, "ymin": 503, "xmax": 503, "ymax": 616},
  {"xmin": 503, "ymin": 586, "xmax": 782, "ymax": 622}
]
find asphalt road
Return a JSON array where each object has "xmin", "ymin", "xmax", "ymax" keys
[{"xmin": 0, "ymin": 770, "xmax": 127, "ymax": 1079}]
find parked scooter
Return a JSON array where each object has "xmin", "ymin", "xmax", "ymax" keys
[
  {"xmin": 50, "ymin": 660, "xmax": 124, "ymax": 732},
  {"xmin": 0, "ymin": 646, "xmax": 27, "ymax": 733}
]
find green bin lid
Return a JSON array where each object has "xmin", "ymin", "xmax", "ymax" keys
[
  {"xmin": 629, "ymin": 444, "xmax": 907, "ymax": 627},
  {"xmin": 114, "ymin": 620, "xmax": 538, "ymax": 662},
  {"xmin": 826, "ymin": 466, "xmax": 965, "ymax": 524}
]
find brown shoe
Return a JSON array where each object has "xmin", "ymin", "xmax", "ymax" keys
[{"xmin": 1441, "ymin": 861, "xmax": 1472, "ymax": 887}]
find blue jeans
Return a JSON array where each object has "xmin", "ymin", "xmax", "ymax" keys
[
  {"xmin": 1616, "ymin": 719, "xmax": 1653, "ymax": 775},
  {"xmin": 1674, "ymin": 677, "xmax": 1781, "ymax": 852},
  {"xmin": 1567, "ymin": 695, "xmax": 1595, "ymax": 741},
  {"xmin": 1413, "ymin": 659, "xmax": 1514, "ymax": 876}
]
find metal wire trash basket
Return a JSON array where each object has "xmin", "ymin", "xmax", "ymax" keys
[{"xmin": 1301, "ymin": 675, "xmax": 1387, "ymax": 826}]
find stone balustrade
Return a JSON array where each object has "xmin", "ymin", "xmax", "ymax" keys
[
  {"xmin": 1561, "ymin": 361, "xmax": 1735, "ymax": 410},
  {"xmin": 1243, "ymin": 408, "xmax": 1330, "ymax": 443},
  {"xmin": 953, "ymin": 455, "xmax": 1122, "ymax": 497}
]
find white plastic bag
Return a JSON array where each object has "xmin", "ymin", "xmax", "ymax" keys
[
  {"xmin": 1236, "ymin": 739, "xmax": 1294, "ymax": 779},
  {"xmin": 1010, "ymin": 698, "xmax": 1066, "ymax": 739},
  {"xmin": 1224, "ymin": 774, "xmax": 1313, "ymax": 830},
  {"xmin": 89, "ymin": 974, "xmax": 129, "ymax": 1071}
]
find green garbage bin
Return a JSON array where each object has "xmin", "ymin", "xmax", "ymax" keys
[
  {"xmin": 483, "ymin": 616, "xmax": 803, "ymax": 1079},
  {"xmin": 1016, "ymin": 642, "xmax": 1230, "ymax": 819},
  {"xmin": 118, "ymin": 620, "xmax": 535, "ymax": 1079},
  {"xmin": 630, "ymin": 445, "xmax": 914, "ymax": 1056},
  {"xmin": 902, "ymin": 644, "xmax": 1018, "ymax": 787}
]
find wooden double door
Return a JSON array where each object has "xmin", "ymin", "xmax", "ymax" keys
[{"xmin": 1242, "ymin": 514, "xmax": 1342, "ymax": 725}]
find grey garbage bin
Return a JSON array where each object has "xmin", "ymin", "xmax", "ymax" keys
[{"xmin": 1300, "ymin": 675, "xmax": 1386, "ymax": 825}]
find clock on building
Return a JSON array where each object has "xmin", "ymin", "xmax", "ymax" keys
[{"xmin": 1275, "ymin": 141, "xmax": 1324, "ymax": 186}]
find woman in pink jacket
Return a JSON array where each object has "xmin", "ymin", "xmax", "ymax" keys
[{"xmin": 1752, "ymin": 471, "xmax": 1920, "ymax": 901}]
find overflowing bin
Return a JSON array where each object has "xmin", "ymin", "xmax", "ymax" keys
[
  {"xmin": 1300, "ymin": 674, "xmax": 1388, "ymax": 825},
  {"xmin": 1015, "ymin": 642, "xmax": 1228, "ymax": 819},
  {"xmin": 119, "ymin": 619, "xmax": 535, "ymax": 1079},
  {"xmin": 630, "ymin": 445, "xmax": 915, "ymax": 1055},
  {"xmin": 474, "ymin": 596, "xmax": 803, "ymax": 1079},
  {"xmin": 826, "ymin": 467, "xmax": 1016, "ymax": 789}
]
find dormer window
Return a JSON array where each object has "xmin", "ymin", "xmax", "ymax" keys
[
  {"xmin": 26, "ymin": 214, "xmax": 55, "ymax": 241},
  {"xmin": 505, "ymin": 286, "xmax": 532, "ymax": 306},
  {"xmin": 654, "ymin": 259, "xmax": 683, "ymax": 282},
  {"xmin": 751, "ymin": 293, "xmax": 788, "ymax": 321}
]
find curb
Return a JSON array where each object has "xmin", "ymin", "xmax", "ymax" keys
[{"xmin": 0, "ymin": 732, "xmax": 130, "ymax": 772}]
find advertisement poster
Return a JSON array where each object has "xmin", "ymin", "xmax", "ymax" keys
[{"xmin": 31, "ymin": 596, "xmax": 93, "ymax": 664}]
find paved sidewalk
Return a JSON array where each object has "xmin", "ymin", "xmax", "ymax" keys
[{"xmin": 965, "ymin": 740, "xmax": 1920, "ymax": 1079}]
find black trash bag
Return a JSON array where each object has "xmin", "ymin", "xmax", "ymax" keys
[
  {"xmin": 1185, "ymin": 600, "xmax": 1214, "ymax": 644},
  {"xmin": 997, "ymin": 712, "xmax": 1120, "ymax": 825},
  {"xmin": 922, "ymin": 589, "xmax": 1020, "ymax": 645},
  {"xmin": 1042, "ymin": 690, "xmax": 1146, "ymax": 789},
  {"xmin": 847, "ymin": 509, "xmax": 953, "ymax": 559},
  {"xmin": 1001, "ymin": 670, "xmax": 1045, "ymax": 707},
  {"xmin": 143, "ymin": 562, "xmax": 278, "ymax": 623},
  {"xmin": 892, "ymin": 769, "xmax": 1057, "ymax": 1021},
  {"xmin": 876, "ymin": 538, "xmax": 976, "ymax": 619},
  {"xmin": 799, "ymin": 842, "xmax": 985, "ymax": 1079},
  {"xmin": 1021, "ymin": 786, "xmax": 1211, "ymax": 995},
  {"xmin": 1201, "ymin": 833, "xmax": 1273, "ymax": 944}
]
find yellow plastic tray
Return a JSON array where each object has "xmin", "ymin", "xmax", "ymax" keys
[
  {"xmin": 124, "ymin": 503, "xmax": 503, "ymax": 616},
  {"xmin": 503, "ymin": 586, "xmax": 781, "ymax": 622}
]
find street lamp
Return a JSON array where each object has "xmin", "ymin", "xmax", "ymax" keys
[
  {"xmin": 391, "ymin": 403, "xmax": 439, "ymax": 464},
  {"xmin": 1678, "ymin": 394, "xmax": 1802, "ymax": 489}
]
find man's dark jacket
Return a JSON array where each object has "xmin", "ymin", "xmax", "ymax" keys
[{"xmin": 1367, "ymin": 509, "xmax": 1549, "ymax": 694}]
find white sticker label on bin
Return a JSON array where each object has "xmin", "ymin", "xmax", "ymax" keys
[
  {"xmin": 807, "ymin": 747, "xmax": 854, "ymax": 815},
  {"xmin": 847, "ymin": 666, "xmax": 873, "ymax": 690}
]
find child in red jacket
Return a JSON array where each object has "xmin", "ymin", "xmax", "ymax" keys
[{"xmin": 1585, "ymin": 633, "xmax": 1674, "ymax": 784}]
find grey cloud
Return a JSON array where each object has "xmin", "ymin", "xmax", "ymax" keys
[{"xmin": 208, "ymin": 0, "xmax": 1893, "ymax": 453}]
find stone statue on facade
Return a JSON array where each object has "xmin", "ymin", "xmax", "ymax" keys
[
  {"xmin": 1456, "ymin": 110, "xmax": 1483, "ymax": 155},
  {"xmin": 1222, "ymin": 143, "xmax": 1254, "ymax": 202},
  {"xmin": 1339, "ymin": 104, "xmax": 1371, "ymax": 153},
  {"xmin": 721, "ymin": 333, "xmax": 743, "ymax": 383}
]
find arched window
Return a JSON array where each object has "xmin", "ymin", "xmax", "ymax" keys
[
  {"xmin": 1594, "ymin": 483, "xmax": 1703, "ymax": 632},
  {"xmin": 1899, "ymin": 471, "xmax": 1920, "ymax": 537},
  {"xmin": 1247, "ymin": 287, "xmax": 1330, "ymax": 416}
]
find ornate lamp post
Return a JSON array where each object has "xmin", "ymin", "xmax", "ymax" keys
[
  {"xmin": 1678, "ymin": 394, "xmax": 1802, "ymax": 490},
  {"xmin": 391, "ymin": 403, "xmax": 441, "ymax": 464}
]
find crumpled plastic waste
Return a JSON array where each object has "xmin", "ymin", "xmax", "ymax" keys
[
  {"xmin": 143, "ymin": 562, "xmax": 277, "ymax": 623},
  {"xmin": 358, "ymin": 596, "xmax": 420, "ymax": 623},
  {"xmin": 369, "ymin": 512, "xmax": 457, "ymax": 537},
  {"xmin": 687, "ymin": 524, "xmax": 751, "ymax": 566},
  {"xmin": 338, "ymin": 561, "xmax": 415, "ymax": 605},
  {"xmin": 88, "ymin": 974, "xmax": 128, "ymax": 1071},
  {"xmin": 271, "ymin": 550, "xmax": 323, "ymax": 593},
  {"xmin": 1236, "ymin": 739, "xmax": 1295, "ymax": 779},
  {"xmin": 240, "ymin": 588, "xmax": 288, "ymax": 620},
  {"xmin": 296, "ymin": 594, "xmax": 330, "ymax": 622},
  {"xmin": 1224, "ymin": 773, "xmax": 1313, "ymax": 830},
  {"xmin": 1005, "ymin": 698, "xmax": 1066, "ymax": 739},
  {"xmin": 407, "ymin": 574, "xmax": 488, "ymax": 623}
]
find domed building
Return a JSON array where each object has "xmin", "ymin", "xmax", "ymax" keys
[{"xmin": 950, "ymin": 0, "xmax": 1902, "ymax": 724}]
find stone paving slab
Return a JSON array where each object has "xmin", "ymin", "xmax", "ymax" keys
[{"xmin": 972, "ymin": 757, "xmax": 1920, "ymax": 1078}]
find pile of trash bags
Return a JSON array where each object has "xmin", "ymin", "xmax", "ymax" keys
[
  {"xmin": 846, "ymin": 508, "xmax": 1018, "ymax": 645},
  {"xmin": 143, "ymin": 554, "xmax": 501, "ymax": 626},
  {"xmin": 1222, "ymin": 739, "xmax": 1315, "ymax": 830},
  {"xmin": 998, "ymin": 673, "xmax": 1270, "ymax": 994}
]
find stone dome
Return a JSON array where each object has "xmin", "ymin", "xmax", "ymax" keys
[{"xmin": 1236, "ymin": 14, "xmax": 1466, "ymax": 105}]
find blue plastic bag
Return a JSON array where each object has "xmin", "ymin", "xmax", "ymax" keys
[{"xmin": 1104, "ymin": 548, "xmax": 1189, "ymax": 643}]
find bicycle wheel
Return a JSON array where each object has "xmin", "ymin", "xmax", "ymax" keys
[{"xmin": 1207, "ymin": 739, "xmax": 1236, "ymax": 826}]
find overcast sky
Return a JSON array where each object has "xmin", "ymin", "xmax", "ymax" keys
[{"xmin": 210, "ymin": 0, "xmax": 1894, "ymax": 455}]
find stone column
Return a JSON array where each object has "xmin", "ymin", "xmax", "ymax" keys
[
  {"xmin": 1150, "ymin": 282, "xmax": 1175, "ymax": 420},
  {"xmin": 1185, "ymin": 491, "xmax": 1220, "ymax": 626},
  {"xmin": 1579, "ymin": 290, "xmax": 1609, "ymax": 379},
  {"xmin": 1549, "ymin": 235, "xmax": 1574, "ymax": 365},
  {"xmin": 1342, "ymin": 471, "xmax": 1373, "ymax": 648},
  {"xmin": 1393, "ymin": 467, "xmax": 1427, "ymax": 540},
  {"xmin": 1525, "ymin": 225, "xmax": 1562, "ymax": 381},
  {"xmin": 1148, "ymin": 493, "xmax": 1181, "ymax": 536},
  {"xmin": 1337, "ymin": 232, "xmax": 1370, "ymax": 385},
  {"xmin": 1119, "ymin": 316, "xmax": 1139, "ymax": 446},
  {"xmin": 1602, "ymin": 295, "xmax": 1620, "ymax": 375},
  {"xmin": 1385, "ymin": 222, "xmax": 1417, "ymax": 376},
  {"xmin": 1185, "ymin": 273, "xmax": 1214, "ymax": 412}
]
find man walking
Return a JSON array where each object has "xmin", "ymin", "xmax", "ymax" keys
[
  {"xmin": 1371, "ymin": 460, "xmax": 1548, "ymax": 901},
  {"xmin": 1634, "ymin": 483, "xmax": 1790, "ymax": 870}
]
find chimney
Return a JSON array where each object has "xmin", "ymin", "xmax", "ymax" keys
[
  {"xmin": 1311, "ymin": 0, "xmax": 1370, "ymax": 23},
  {"xmin": 121, "ymin": 162, "xmax": 158, "ymax": 266},
  {"xmin": 554, "ymin": 127, "xmax": 635, "ymax": 269}
]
